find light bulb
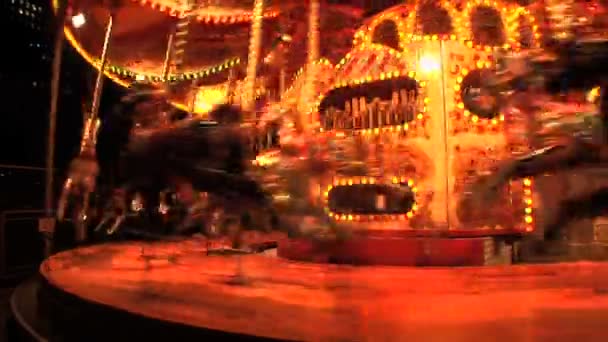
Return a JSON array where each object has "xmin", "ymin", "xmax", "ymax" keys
[{"xmin": 71, "ymin": 13, "xmax": 86, "ymax": 28}]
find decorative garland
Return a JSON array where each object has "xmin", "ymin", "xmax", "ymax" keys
[
  {"xmin": 135, "ymin": 0, "xmax": 280, "ymax": 23},
  {"xmin": 52, "ymin": 0, "xmax": 244, "ymax": 85},
  {"xmin": 103, "ymin": 58, "xmax": 241, "ymax": 84}
]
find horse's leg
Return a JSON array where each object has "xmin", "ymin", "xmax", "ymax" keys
[
  {"xmin": 544, "ymin": 188, "xmax": 608, "ymax": 240},
  {"xmin": 56, "ymin": 178, "xmax": 74, "ymax": 221},
  {"xmin": 471, "ymin": 139, "xmax": 606, "ymax": 201}
]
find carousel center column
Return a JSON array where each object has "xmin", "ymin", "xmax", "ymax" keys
[
  {"xmin": 298, "ymin": 0, "xmax": 321, "ymax": 131},
  {"xmin": 416, "ymin": 40, "xmax": 450, "ymax": 227}
]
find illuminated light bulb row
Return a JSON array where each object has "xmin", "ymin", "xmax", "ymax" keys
[
  {"xmin": 399, "ymin": 33, "xmax": 512, "ymax": 55},
  {"xmin": 522, "ymin": 177, "xmax": 534, "ymax": 232},
  {"xmin": 107, "ymin": 57, "xmax": 241, "ymax": 83},
  {"xmin": 351, "ymin": 1, "xmax": 540, "ymax": 53},
  {"xmin": 352, "ymin": 9, "xmax": 407, "ymax": 50},
  {"xmin": 313, "ymin": 70, "xmax": 427, "ymax": 127},
  {"xmin": 243, "ymin": 0, "xmax": 265, "ymax": 112},
  {"xmin": 193, "ymin": 13, "xmax": 279, "ymax": 24},
  {"xmin": 54, "ymin": 1, "xmax": 242, "ymax": 89},
  {"xmin": 322, "ymin": 176, "xmax": 419, "ymax": 222},
  {"xmin": 300, "ymin": 0, "xmax": 322, "ymax": 125},
  {"xmin": 63, "ymin": 29, "xmax": 129, "ymax": 88},
  {"xmin": 337, "ymin": 44, "xmax": 405, "ymax": 68},
  {"xmin": 448, "ymin": 0, "xmax": 515, "ymax": 48},
  {"xmin": 356, "ymin": 121, "xmax": 421, "ymax": 136},
  {"xmin": 292, "ymin": 58, "xmax": 332, "ymax": 80},
  {"xmin": 453, "ymin": 63, "xmax": 506, "ymax": 127},
  {"xmin": 511, "ymin": 7, "xmax": 541, "ymax": 49},
  {"xmin": 282, "ymin": 59, "xmax": 334, "ymax": 100},
  {"xmin": 334, "ymin": 70, "xmax": 420, "ymax": 89},
  {"xmin": 403, "ymin": 2, "xmax": 457, "ymax": 39},
  {"xmin": 544, "ymin": 0, "xmax": 575, "ymax": 40},
  {"xmin": 441, "ymin": 0, "xmax": 540, "ymax": 51},
  {"xmin": 135, "ymin": 0, "xmax": 279, "ymax": 23}
]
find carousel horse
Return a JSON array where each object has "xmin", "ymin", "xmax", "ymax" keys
[
  {"xmin": 466, "ymin": 38, "xmax": 608, "ymax": 239},
  {"xmin": 62, "ymin": 83, "xmax": 275, "ymax": 243}
]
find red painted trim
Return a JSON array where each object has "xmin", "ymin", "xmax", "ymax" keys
[{"xmin": 278, "ymin": 235, "xmax": 498, "ymax": 266}]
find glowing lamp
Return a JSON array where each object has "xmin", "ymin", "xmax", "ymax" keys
[
  {"xmin": 72, "ymin": 13, "xmax": 86, "ymax": 29},
  {"xmin": 419, "ymin": 54, "xmax": 440, "ymax": 74},
  {"xmin": 194, "ymin": 88, "xmax": 226, "ymax": 114},
  {"xmin": 588, "ymin": 86, "xmax": 601, "ymax": 103}
]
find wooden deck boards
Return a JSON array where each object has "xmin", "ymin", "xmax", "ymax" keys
[{"xmin": 41, "ymin": 238, "xmax": 608, "ymax": 341}]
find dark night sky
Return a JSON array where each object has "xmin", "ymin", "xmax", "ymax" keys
[{"xmin": 0, "ymin": 0, "xmax": 88, "ymax": 169}]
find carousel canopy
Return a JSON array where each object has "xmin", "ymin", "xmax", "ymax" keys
[
  {"xmin": 56, "ymin": 0, "xmax": 281, "ymax": 83},
  {"xmin": 55, "ymin": 0, "xmax": 364, "ymax": 114}
]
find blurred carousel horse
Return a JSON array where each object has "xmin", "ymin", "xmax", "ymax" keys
[
  {"xmin": 61, "ymin": 84, "xmax": 275, "ymax": 243},
  {"xmin": 466, "ymin": 38, "xmax": 608, "ymax": 239}
]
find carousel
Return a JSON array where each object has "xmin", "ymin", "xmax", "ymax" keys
[
  {"xmin": 10, "ymin": 0, "xmax": 608, "ymax": 341},
  {"xmin": 277, "ymin": 0, "xmax": 542, "ymax": 265}
]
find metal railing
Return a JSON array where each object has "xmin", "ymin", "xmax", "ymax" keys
[
  {"xmin": 0, "ymin": 165, "xmax": 57, "ymax": 277},
  {"xmin": 0, "ymin": 209, "xmax": 47, "ymax": 276}
]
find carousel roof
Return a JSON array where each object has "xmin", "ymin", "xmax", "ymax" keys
[
  {"xmin": 56, "ymin": 0, "xmax": 282, "ymax": 83},
  {"xmin": 163, "ymin": 2, "xmax": 362, "ymax": 115},
  {"xmin": 55, "ymin": 0, "xmax": 362, "ymax": 90}
]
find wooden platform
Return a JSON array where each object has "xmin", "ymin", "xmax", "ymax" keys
[{"xmin": 40, "ymin": 239, "xmax": 608, "ymax": 341}]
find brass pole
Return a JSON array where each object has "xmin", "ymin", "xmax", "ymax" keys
[
  {"xmin": 161, "ymin": 33, "xmax": 175, "ymax": 82},
  {"xmin": 44, "ymin": 0, "xmax": 68, "ymax": 256},
  {"xmin": 279, "ymin": 68, "xmax": 286, "ymax": 97},
  {"xmin": 299, "ymin": 0, "xmax": 320, "ymax": 129},
  {"xmin": 45, "ymin": 0, "xmax": 68, "ymax": 218},
  {"xmin": 227, "ymin": 68, "xmax": 237, "ymax": 104},
  {"xmin": 189, "ymin": 83, "xmax": 197, "ymax": 114},
  {"xmin": 243, "ymin": 0, "xmax": 265, "ymax": 115},
  {"xmin": 88, "ymin": 16, "xmax": 113, "ymax": 126}
]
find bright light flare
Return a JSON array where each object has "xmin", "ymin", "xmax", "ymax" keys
[
  {"xmin": 419, "ymin": 54, "xmax": 441, "ymax": 74},
  {"xmin": 72, "ymin": 13, "xmax": 86, "ymax": 28},
  {"xmin": 194, "ymin": 88, "xmax": 226, "ymax": 114}
]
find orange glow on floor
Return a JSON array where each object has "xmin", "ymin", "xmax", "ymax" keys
[{"xmin": 42, "ymin": 238, "xmax": 608, "ymax": 341}]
